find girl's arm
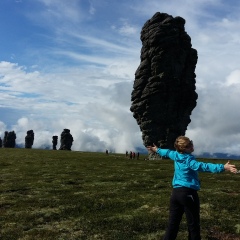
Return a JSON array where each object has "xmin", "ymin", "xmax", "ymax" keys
[
  {"xmin": 147, "ymin": 144, "xmax": 175, "ymax": 159},
  {"xmin": 188, "ymin": 157, "xmax": 237, "ymax": 173}
]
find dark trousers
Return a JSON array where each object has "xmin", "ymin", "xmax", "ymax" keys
[{"xmin": 163, "ymin": 187, "xmax": 201, "ymax": 240}]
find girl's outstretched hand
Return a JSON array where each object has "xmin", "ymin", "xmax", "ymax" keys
[
  {"xmin": 224, "ymin": 161, "xmax": 237, "ymax": 173},
  {"xmin": 147, "ymin": 143, "xmax": 158, "ymax": 153}
]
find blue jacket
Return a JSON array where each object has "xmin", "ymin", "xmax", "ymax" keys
[{"xmin": 156, "ymin": 148, "xmax": 225, "ymax": 190}]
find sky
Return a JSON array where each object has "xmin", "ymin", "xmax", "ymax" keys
[{"xmin": 0, "ymin": 0, "xmax": 240, "ymax": 156}]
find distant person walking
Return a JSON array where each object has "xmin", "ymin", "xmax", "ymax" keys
[{"xmin": 147, "ymin": 136, "xmax": 237, "ymax": 240}]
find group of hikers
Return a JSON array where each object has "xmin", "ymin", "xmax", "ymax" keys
[
  {"xmin": 105, "ymin": 149, "xmax": 140, "ymax": 160},
  {"xmin": 125, "ymin": 150, "xmax": 140, "ymax": 159}
]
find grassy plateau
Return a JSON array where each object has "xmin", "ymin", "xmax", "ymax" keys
[{"xmin": 0, "ymin": 148, "xmax": 239, "ymax": 240}]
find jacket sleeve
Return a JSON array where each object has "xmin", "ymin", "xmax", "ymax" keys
[
  {"xmin": 187, "ymin": 156, "xmax": 225, "ymax": 173},
  {"xmin": 156, "ymin": 148, "xmax": 176, "ymax": 160}
]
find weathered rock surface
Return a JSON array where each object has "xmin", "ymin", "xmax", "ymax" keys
[
  {"xmin": 52, "ymin": 136, "xmax": 58, "ymax": 150},
  {"xmin": 130, "ymin": 12, "xmax": 198, "ymax": 149},
  {"xmin": 3, "ymin": 131, "xmax": 16, "ymax": 148},
  {"xmin": 25, "ymin": 130, "xmax": 34, "ymax": 148},
  {"xmin": 59, "ymin": 129, "xmax": 74, "ymax": 150}
]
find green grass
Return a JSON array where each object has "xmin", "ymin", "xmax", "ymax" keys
[{"xmin": 0, "ymin": 148, "xmax": 239, "ymax": 240}]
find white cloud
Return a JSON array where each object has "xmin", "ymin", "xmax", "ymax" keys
[
  {"xmin": 3, "ymin": 112, "xmax": 141, "ymax": 153},
  {"xmin": 89, "ymin": 0, "xmax": 96, "ymax": 15},
  {"xmin": 118, "ymin": 22, "xmax": 138, "ymax": 36},
  {"xmin": 35, "ymin": 0, "xmax": 82, "ymax": 23},
  {"xmin": 225, "ymin": 70, "xmax": 240, "ymax": 86},
  {"xmin": 0, "ymin": 58, "xmax": 142, "ymax": 153},
  {"xmin": 0, "ymin": 121, "xmax": 7, "ymax": 136}
]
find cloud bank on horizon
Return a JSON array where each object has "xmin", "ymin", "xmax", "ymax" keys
[{"xmin": 0, "ymin": 0, "xmax": 240, "ymax": 156}]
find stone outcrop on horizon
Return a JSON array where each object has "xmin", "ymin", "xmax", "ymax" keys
[
  {"xmin": 130, "ymin": 12, "xmax": 198, "ymax": 149},
  {"xmin": 59, "ymin": 129, "xmax": 74, "ymax": 150},
  {"xmin": 52, "ymin": 136, "xmax": 58, "ymax": 150},
  {"xmin": 3, "ymin": 131, "xmax": 17, "ymax": 148},
  {"xmin": 25, "ymin": 130, "xmax": 34, "ymax": 149}
]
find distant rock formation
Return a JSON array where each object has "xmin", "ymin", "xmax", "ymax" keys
[
  {"xmin": 3, "ymin": 131, "xmax": 17, "ymax": 148},
  {"xmin": 130, "ymin": 12, "xmax": 198, "ymax": 149},
  {"xmin": 59, "ymin": 129, "xmax": 74, "ymax": 150},
  {"xmin": 52, "ymin": 136, "xmax": 58, "ymax": 150},
  {"xmin": 25, "ymin": 130, "xmax": 34, "ymax": 149}
]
